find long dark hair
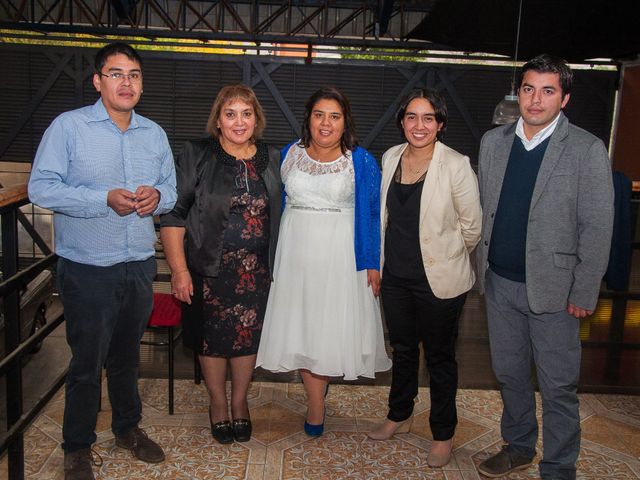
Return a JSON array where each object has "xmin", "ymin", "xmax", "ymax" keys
[{"xmin": 300, "ymin": 86, "xmax": 358, "ymax": 154}]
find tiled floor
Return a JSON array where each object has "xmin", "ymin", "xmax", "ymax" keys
[
  {"xmin": 12, "ymin": 378, "xmax": 640, "ymax": 479},
  {"xmin": 2, "ymin": 242, "xmax": 640, "ymax": 479}
]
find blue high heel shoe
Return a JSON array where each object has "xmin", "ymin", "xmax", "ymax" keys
[
  {"xmin": 304, "ymin": 415, "xmax": 325, "ymax": 436},
  {"xmin": 304, "ymin": 383, "xmax": 330, "ymax": 437}
]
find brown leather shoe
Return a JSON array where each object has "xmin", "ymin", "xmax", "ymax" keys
[
  {"xmin": 115, "ymin": 426, "xmax": 165, "ymax": 463},
  {"xmin": 64, "ymin": 448, "xmax": 95, "ymax": 480}
]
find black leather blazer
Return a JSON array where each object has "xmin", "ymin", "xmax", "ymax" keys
[{"xmin": 160, "ymin": 137, "xmax": 282, "ymax": 277}]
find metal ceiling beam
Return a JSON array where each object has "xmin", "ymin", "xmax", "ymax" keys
[
  {"xmin": 437, "ymin": 69, "xmax": 482, "ymax": 142},
  {"xmin": 255, "ymin": 2, "xmax": 287, "ymax": 35},
  {"xmin": 287, "ymin": 3, "xmax": 323, "ymax": 36},
  {"xmin": 0, "ymin": 52, "xmax": 73, "ymax": 159},
  {"xmin": 0, "ymin": 0, "xmax": 432, "ymax": 50},
  {"xmin": 3, "ymin": 0, "xmax": 29, "ymax": 22},
  {"xmin": 362, "ymin": 67, "xmax": 426, "ymax": 148},
  {"xmin": 0, "ymin": 21, "xmax": 441, "ymax": 52},
  {"xmin": 252, "ymin": 59, "xmax": 300, "ymax": 136},
  {"xmin": 326, "ymin": 6, "xmax": 363, "ymax": 38},
  {"xmin": 220, "ymin": 0, "xmax": 249, "ymax": 34},
  {"xmin": 187, "ymin": 0, "xmax": 218, "ymax": 31}
]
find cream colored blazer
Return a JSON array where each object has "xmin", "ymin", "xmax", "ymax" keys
[{"xmin": 380, "ymin": 141, "xmax": 482, "ymax": 299}]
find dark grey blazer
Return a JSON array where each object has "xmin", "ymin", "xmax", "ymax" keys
[{"xmin": 476, "ymin": 112, "xmax": 614, "ymax": 313}]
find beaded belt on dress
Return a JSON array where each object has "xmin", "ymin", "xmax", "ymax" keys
[{"xmin": 289, "ymin": 204, "xmax": 343, "ymax": 213}]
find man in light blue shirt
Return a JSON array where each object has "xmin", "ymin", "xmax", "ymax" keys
[{"xmin": 28, "ymin": 42, "xmax": 176, "ymax": 480}]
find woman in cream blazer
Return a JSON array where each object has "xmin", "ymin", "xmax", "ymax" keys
[{"xmin": 368, "ymin": 89, "xmax": 481, "ymax": 468}]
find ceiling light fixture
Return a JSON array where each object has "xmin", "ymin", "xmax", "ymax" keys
[{"xmin": 492, "ymin": 0, "xmax": 523, "ymax": 125}]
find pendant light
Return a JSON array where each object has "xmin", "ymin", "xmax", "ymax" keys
[{"xmin": 492, "ymin": 0, "xmax": 524, "ymax": 125}]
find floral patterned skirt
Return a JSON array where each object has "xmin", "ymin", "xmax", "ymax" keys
[
  {"xmin": 198, "ymin": 159, "xmax": 271, "ymax": 358},
  {"xmin": 199, "ymin": 247, "xmax": 270, "ymax": 358}
]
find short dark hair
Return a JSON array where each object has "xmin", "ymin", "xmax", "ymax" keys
[
  {"xmin": 396, "ymin": 88, "xmax": 447, "ymax": 141},
  {"xmin": 206, "ymin": 84, "xmax": 266, "ymax": 142},
  {"xmin": 94, "ymin": 42, "xmax": 143, "ymax": 73},
  {"xmin": 301, "ymin": 86, "xmax": 358, "ymax": 154},
  {"xmin": 519, "ymin": 54, "xmax": 573, "ymax": 98}
]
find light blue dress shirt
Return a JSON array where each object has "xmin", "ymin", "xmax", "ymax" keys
[{"xmin": 28, "ymin": 98, "xmax": 177, "ymax": 267}]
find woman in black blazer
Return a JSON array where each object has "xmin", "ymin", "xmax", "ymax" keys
[{"xmin": 160, "ymin": 84, "xmax": 281, "ymax": 444}]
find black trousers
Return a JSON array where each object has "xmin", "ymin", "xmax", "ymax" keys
[
  {"xmin": 57, "ymin": 257, "xmax": 156, "ymax": 452},
  {"xmin": 380, "ymin": 268, "xmax": 466, "ymax": 440}
]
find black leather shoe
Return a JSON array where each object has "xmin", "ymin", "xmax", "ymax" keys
[
  {"xmin": 211, "ymin": 420, "xmax": 234, "ymax": 444},
  {"xmin": 232, "ymin": 418, "xmax": 252, "ymax": 442}
]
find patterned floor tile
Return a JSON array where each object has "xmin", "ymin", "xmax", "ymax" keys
[
  {"xmin": 279, "ymin": 431, "xmax": 444, "ymax": 479},
  {"xmin": 582, "ymin": 415, "xmax": 640, "ymax": 458},
  {"xmin": 576, "ymin": 446, "xmax": 640, "ymax": 479},
  {"xmin": 595, "ymin": 394, "xmax": 640, "ymax": 423},
  {"xmin": 23, "ymin": 426, "xmax": 58, "ymax": 477},
  {"xmin": 93, "ymin": 424, "xmax": 252, "ymax": 479},
  {"xmin": 11, "ymin": 380, "xmax": 640, "ymax": 479},
  {"xmin": 139, "ymin": 378, "xmax": 209, "ymax": 414},
  {"xmin": 409, "ymin": 410, "xmax": 492, "ymax": 450},
  {"xmin": 455, "ymin": 390, "xmax": 503, "ymax": 423},
  {"xmin": 251, "ymin": 401, "xmax": 305, "ymax": 445}
]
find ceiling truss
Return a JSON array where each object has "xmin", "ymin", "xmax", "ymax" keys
[{"xmin": 0, "ymin": 0, "xmax": 435, "ymax": 50}]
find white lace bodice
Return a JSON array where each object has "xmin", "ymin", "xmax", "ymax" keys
[{"xmin": 281, "ymin": 143, "xmax": 355, "ymax": 209}]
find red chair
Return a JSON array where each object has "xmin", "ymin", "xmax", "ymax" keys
[{"xmin": 142, "ymin": 292, "xmax": 183, "ymax": 414}]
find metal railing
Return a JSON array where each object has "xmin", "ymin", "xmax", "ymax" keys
[{"xmin": 0, "ymin": 184, "xmax": 65, "ymax": 480}]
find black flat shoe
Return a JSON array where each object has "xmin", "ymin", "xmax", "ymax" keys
[
  {"xmin": 232, "ymin": 418, "xmax": 252, "ymax": 442},
  {"xmin": 211, "ymin": 420, "xmax": 234, "ymax": 444},
  {"xmin": 208, "ymin": 407, "xmax": 234, "ymax": 445}
]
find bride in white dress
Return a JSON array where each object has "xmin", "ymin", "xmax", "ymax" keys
[{"xmin": 256, "ymin": 87, "xmax": 391, "ymax": 437}]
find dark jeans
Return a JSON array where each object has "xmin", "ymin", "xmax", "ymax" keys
[
  {"xmin": 381, "ymin": 268, "xmax": 466, "ymax": 441},
  {"xmin": 57, "ymin": 257, "xmax": 156, "ymax": 453}
]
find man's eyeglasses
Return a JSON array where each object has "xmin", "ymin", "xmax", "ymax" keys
[{"xmin": 98, "ymin": 71, "xmax": 142, "ymax": 82}]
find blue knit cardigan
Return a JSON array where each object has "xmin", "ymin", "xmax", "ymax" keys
[{"xmin": 281, "ymin": 141, "xmax": 381, "ymax": 271}]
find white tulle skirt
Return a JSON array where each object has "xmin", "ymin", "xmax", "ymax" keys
[{"xmin": 256, "ymin": 205, "xmax": 391, "ymax": 380}]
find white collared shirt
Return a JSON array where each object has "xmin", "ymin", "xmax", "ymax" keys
[{"xmin": 515, "ymin": 113, "xmax": 561, "ymax": 151}]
